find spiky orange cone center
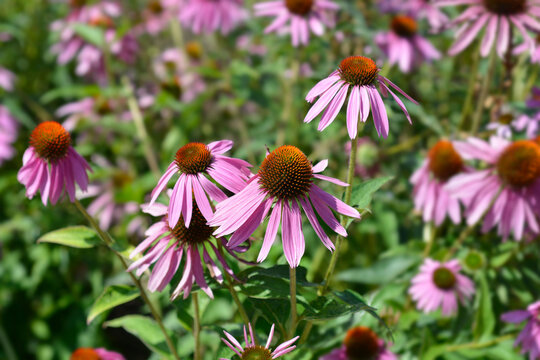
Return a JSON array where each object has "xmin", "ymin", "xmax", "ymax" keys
[
  {"xmin": 29, "ymin": 121, "xmax": 72, "ymax": 162},
  {"xmin": 339, "ymin": 56, "xmax": 380, "ymax": 86},
  {"xmin": 496, "ymin": 140, "xmax": 540, "ymax": 188},
  {"xmin": 174, "ymin": 142, "xmax": 213, "ymax": 174},
  {"xmin": 428, "ymin": 140, "xmax": 464, "ymax": 182}
]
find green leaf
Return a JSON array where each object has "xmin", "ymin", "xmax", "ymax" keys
[
  {"xmin": 72, "ymin": 23, "xmax": 105, "ymax": 47},
  {"xmin": 303, "ymin": 289, "xmax": 380, "ymax": 322},
  {"xmin": 336, "ymin": 254, "xmax": 419, "ymax": 285},
  {"xmin": 104, "ymin": 315, "xmax": 172, "ymax": 357},
  {"xmin": 87, "ymin": 285, "xmax": 139, "ymax": 324},
  {"xmin": 238, "ymin": 265, "xmax": 316, "ymax": 299},
  {"xmin": 37, "ymin": 226, "xmax": 101, "ymax": 249},
  {"xmin": 473, "ymin": 272, "xmax": 495, "ymax": 339},
  {"xmin": 350, "ymin": 176, "xmax": 393, "ymax": 210}
]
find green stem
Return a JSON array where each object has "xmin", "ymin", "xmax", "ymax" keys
[
  {"xmin": 458, "ymin": 50, "xmax": 480, "ymax": 131},
  {"xmin": 289, "ymin": 266, "xmax": 298, "ymax": 338},
  {"xmin": 170, "ymin": 19, "xmax": 185, "ymax": 52},
  {"xmin": 298, "ymin": 321, "xmax": 313, "ymax": 345},
  {"xmin": 225, "ymin": 274, "xmax": 251, "ymax": 327},
  {"xmin": 445, "ymin": 334, "xmax": 515, "ymax": 352},
  {"xmin": 0, "ymin": 323, "xmax": 17, "ymax": 360},
  {"xmin": 319, "ymin": 136, "xmax": 359, "ymax": 295},
  {"xmin": 73, "ymin": 200, "xmax": 180, "ymax": 360},
  {"xmin": 122, "ymin": 77, "xmax": 161, "ymax": 179},
  {"xmin": 471, "ymin": 48, "xmax": 498, "ymax": 135},
  {"xmin": 422, "ymin": 223, "xmax": 437, "ymax": 258},
  {"xmin": 193, "ymin": 292, "xmax": 202, "ymax": 360},
  {"xmin": 277, "ymin": 58, "xmax": 299, "ymax": 146}
]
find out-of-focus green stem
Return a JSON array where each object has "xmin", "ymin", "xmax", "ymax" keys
[
  {"xmin": 277, "ymin": 58, "xmax": 300, "ymax": 146},
  {"xmin": 193, "ymin": 292, "xmax": 202, "ymax": 360},
  {"xmin": 0, "ymin": 324, "xmax": 17, "ymax": 360},
  {"xmin": 73, "ymin": 200, "xmax": 180, "ymax": 360},
  {"xmin": 289, "ymin": 267, "xmax": 298, "ymax": 338},
  {"xmin": 422, "ymin": 223, "xmax": 437, "ymax": 258},
  {"xmin": 458, "ymin": 50, "xmax": 480, "ymax": 131},
  {"xmin": 170, "ymin": 19, "xmax": 185, "ymax": 52},
  {"xmin": 445, "ymin": 334, "xmax": 515, "ymax": 352},
  {"xmin": 122, "ymin": 77, "xmax": 161, "ymax": 178},
  {"xmin": 471, "ymin": 48, "xmax": 498, "ymax": 134}
]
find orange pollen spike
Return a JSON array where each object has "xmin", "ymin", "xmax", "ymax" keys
[
  {"xmin": 29, "ymin": 121, "xmax": 71, "ymax": 162},
  {"xmin": 174, "ymin": 143, "xmax": 213, "ymax": 174},
  {"xmin": 496, "ymin": 140, "xmax": 540, "ymax": 188},
  {"xmin": 338, "ymin": 56, "xmax": 380, "ymax": 86},
  {"xmin": 427, "ymin": 140, "xmax": 464, "ymax": 182}
]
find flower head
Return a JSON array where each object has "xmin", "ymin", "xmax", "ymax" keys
[
  {"xmin": 411, "ymin": 140, "xmax": 465, "ymax": 225},
  {"xmin": 376, "ymin": 15, "xmax": 441, "ymax": 73},
  {"xmin": 220, "ymin": 323, "xmax": 298, "ymax": 360},
  {"xmin": 129, "ymin": 200, "xmax": 245, "ymax": 299},
  {"xmin": 409, "ymin": 258, "xmax": 475, "ymax": 316},
  {"xmin": 440, "ymin": 0, "xmax": 540, "ymax": 57},
  {"xmin": 320, "ymin": 326, "xmax": 397, "ymax": 360},
  {"xmin": 70, "ymin": 347, "xmax": 125, "ymax": 360},
  {"xmin": 501, "ymin": 301, "xmax": 540, "ymax": 359},
  {"xmin": 0, "ymin": 105, "xmax": 18, "ymax": 166},
  {"xmin": 18, "ymin": 121, "xmax": 91, "ymax": 205},
  {"xmin": 148, "ymin": 140, "xmax": 251, "ymax": 228},
  {"xmin": 447, "ymin": 137, "xmax": 540, "ymax": 240},
  {"xmin": 304, "ymin": 56, "xmax": 418, "ymax": 139},
  {"xmin": 180, "ymin": 0, "xmax": 246, "ymax": 35},
  {"xmin": 254, "ymin": 0, "xmax": 339, "ymax": 47},
  {"xmin": 210, "ymin": 145, "xmax": 360, "ymax": 268}
]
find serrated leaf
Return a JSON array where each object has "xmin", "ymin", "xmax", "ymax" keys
[
  {"xmin": 104, "ymin": 315, "xmax": 172, "ymax": 357},
  {"xmin": 350, "ymin": 176, "xmax": 393, "ymax": 210},
  {"xmin": 87, "ymin": 285, "xmax": 139, "ymax": 324},
  {"xmin": 37, "ymin": 226, "xmax": 101, "ymax": 248}
]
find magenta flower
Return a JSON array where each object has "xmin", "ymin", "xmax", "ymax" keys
[
  {"xmin": 304, "ymin": 56, "xmax": 418, "ymax": 139},
  {"xmin": 410, "ymin": 140, "xmax": 465, "ymax": 226},
  {"xmin": 220, "ymin": 323, "xmax": 298, "ymax": 360},
  {"xmin": 375, "ymin": 15, "xmax": 441, "ymax": 73},
  {"xmin": 179, "ymin": 0, "xmax": 246, "ymax": 35},
  {"xmin": 0, "ymin": 105, "xmax": 18, "ymax": 166},
  {"xmin": 148, "ymin": 140, "xmax": 251, "ymax": 228},
  {"xmin": 128, "ymin": 201, "xmax": 243, "ymax": 299},
  {"xmin": 137, "ymin": 0, "xmax": 176, "ymax": 35},
  {"xmin": 70, "ymin": 347, "xmax": 125, "ymax": 360},
  {"xmin": 254, "ymin": 0, "xmax": 339, "ymax": 47},
  {"xmin": 513, "ymin": 113, "xmax": 540, "ymax": 139},
  {"xmin": 447, "ymin": 137, "xmax": 540, "ymax": 240},
  {"xmin": 56, "ymin": 96, "xmax": 130, "ymax": 131},
  {"xmin": 407, "ymin": 0, "xmax": 449, "ymax": 30},
  {"xmin": 153, "ymin": 48, "xmax": 205, "ymax": 103},
  {"xmin": 526, "ymin": 87, "xmax": 540, "ymax": 108},
  {"xmin": 0, "ymin": 67, "xmax": 15, "ymax": 92},
  {"xmin": 439, "ymin": 0, "xmax": 540, "ymax": 57},
  {"xmin": 320, "ymin": 326, "xmax": 397, "ymax": 360},
  {"xmin": 501, "ymin": 301, "xmax": 540, "ymax": 359},
  {"xmin": 210, "ymin": 145, "xmax": 360, "ymax": 268},
  {"xmin": 17, "ymin": 121, "xmax": 91, "ymax": 206},
  {"xmin": 409, "ymin": 258, "xmax": 475, "ymax": 316}
]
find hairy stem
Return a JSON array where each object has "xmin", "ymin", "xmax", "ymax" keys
[
  {"xmin": 193, "ymin": 292, "xmax": 202, "ymax": 360},
  {"xmin": 73, "ymin": 199, "xmax": 180, "ymax": 360},
  {"xmin": 289, "ymin": 266, "xmax": 298, "ymax": 338}
]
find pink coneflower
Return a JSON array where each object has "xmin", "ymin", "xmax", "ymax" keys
[
  {"xmin": 526, "ymin": 87, "xmax": 540, "ymax": 108},
  {"xmin": 411, "ymin": 140, "xmax": 465, "ymax": 226},
  {"xmin": 0, "ymin": 105, "xmax": 18, "ymax": 166},
  {"xmin": 320, "ymin": 326, "xmax": 397, "ymax": 360},
  {"xmin": 512, "ymin": 113, "xmax": 540, "ymax": 139},
  {"xmin": 210, "ymin": 145, "xmax": 360, "ymax": 268},
  {"xmin": 501, "ymin": 301, "xmax": 540, "ymax": 359},
  {"xmin": 56, "ymin": 96, "xmax": 130, "ymax": 131},
  {"xmin": 80, "ymin": 157, "xmax": 139, "ymax": 230},
  {"xmin": 153, "ymin": 48, "xmax": 205, "ymax": 103},
  {"xmin": 220, "ymin": 323, "xmax": 298, "ymax": 360},
  {"xmin": 447, "ymin": 137, "xmax": 540, "ymax": 240},
  {"xmin": 376, "ymin": 15, "xmax": 441, "ymax": 73},
  {"xmin": 304, "ymin": 56, "xmax": 418, "ymax": 139},
  {"xmin": 439, "ymin": 0, "xmax": 540, "ymax": 57},
  {"xmin": 148, "ymin": 140, "xmax": 251, "ymax": 228},
  {"xmin": 407, "ymin": 0, "xmax": 448, "ymax": 30},
  {"xmin": 0, "ymin": 67, "xmax": 15, "ymax": 91},
  {"xmin": 17, "ymin": 121, "xmax": 91, "ymax": 206},
  {"xmin": 129, "ymin": 201, "xmax": 243, "ymax": 299},
  {"xmin": 137, "ymin": 0, "xmax": 176, "ymax": 35},
  {"xmin": 70, "ymin": 347, "xmax": 125, "ymax": 360},
  {"xmin": 179, "ymin": 0, "xmax": 246, "ymax": 35},
  {"xmin": 409, "ymin": 258, "xmax": 475, "ymax": 316},
  {"xmin": 254, "ymin": 0, "xmax": 339, "ymax": 47}
]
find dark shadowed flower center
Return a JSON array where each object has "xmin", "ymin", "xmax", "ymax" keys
[
  {"xmin": 148, "ymin": 0, "xmax": 163, "ymax": 13},
  {"xmin": 428, "ymin": 140, "xmax": 464, "ymax": 182},
  {"xmin": 241, "ymin": 345, "xmax": 273, "ymax": 360},
  {"xmin": 70, "ymin": 348, "xmax": 100, "ymax": 360},
  {"xmin": 433, "ymin": 267, "xmax": 456, "ymax": 290},
  {"xmin": 30, "ymin": 121, "xmax": 71, "ymax": 162},
  {"xmin": 391, "ymin": 15, "xmax": 418, "ymax": 37},
  {"xmin": 258, "ymin": 145, "xmax": 313, "ymax": 199},
  {"xmin": 497, "ymin": 113, "xmax": 514, "ymax": 125},
  {"xmin": 162, "ymin": 76, "xmax": 183, "ymax": 98},
  {"xmin": 338, "ymin": 56, "xmax": 380, "ymax": 87},
  {"xmin": 112, "ymin": 171, "xmax": 133, "ymax": 189},
  {"xmin": 169, "ymin": 204, "xmax": 213, "ymax": 244},
  {"xmin": 285, "ymin": 0, "xmax": 314, "ymax": 15},
  {"xmin": 174, "ymin": 143, "xmax": 212, "ymax": 174},
  {"xmin": 496, "ymin": 140, "xmax": 540, "ymax": 188},
  {"xmin": 483, "ymin": 0, "xmax": 526, "ymax": 15},
  {"xmin": 343, "ymin": 326, "xmax": 381, "ymax": 360},
  {"xmin": 70, "ymin": 0, "xmax": 87, "ymax": 8},
  {"xmin": 88, "ymin": 15, "xmax": 114, "ymax": 28}
]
